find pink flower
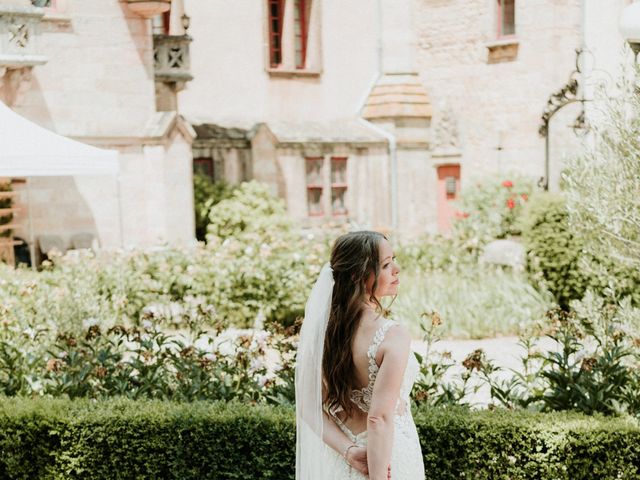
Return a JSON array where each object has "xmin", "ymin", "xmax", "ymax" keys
[
  {"xmin": 521, "ymin": 193, "xmax": 528, "ymax": 201},
  {"xmin": 502, "ymin": 180, "xmax": 513, "ymax": 188}
]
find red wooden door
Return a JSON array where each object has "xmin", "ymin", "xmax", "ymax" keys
[{"xmin": 436, "ymin": 165, "xmax": 461, "ymax": 234}]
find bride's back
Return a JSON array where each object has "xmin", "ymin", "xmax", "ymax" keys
[
  {"xmin": 334, "ymin": 309, "xmax": 391, "ymax": 433},
  {"xmin": 351, "ymin": 309, "xmax": 388, "ymax": 389}
]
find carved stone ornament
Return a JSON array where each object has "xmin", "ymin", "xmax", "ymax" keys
[
  {"xmin": 433, "ymin": 103, "xmax": 459, "ymax": 151},
  {"xmin": 0, "ymin": 65, "xmax": 32, "ymax": 105},
  {"xmin": 125, "ymin": 0, "xmax": 171, "ymax": 19},
  {"xmin": 0, "ymin": 1, "xmax": 47, "ymax": 104}
]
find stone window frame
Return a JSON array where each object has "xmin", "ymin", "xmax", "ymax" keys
[
  {"xmin": 304, "ymin": 155, "xmax": 349, "ymax": 218},
  {"xmin": 264, "ymin": 0, "xmax": 322, "ymax": 77},
  {"xmin": 151, "ymin": 10, "xmax": 172, "ymax": 35},
  {"xmin": 329, "ymin": 157, "xmax": 348, "ymax": 217},
  {"xmin": 495, "ymin": 0, "xmax": 516, "ymax": 39}
]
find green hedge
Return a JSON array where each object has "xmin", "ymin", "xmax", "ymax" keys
[{"xmin": 0, "ymin": 398, "xmax": 638, "ymax": 479}]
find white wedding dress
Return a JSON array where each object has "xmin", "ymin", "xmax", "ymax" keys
[{"xmin": 324, "ymin": 319, "xmax": 426, "ymax": 479}]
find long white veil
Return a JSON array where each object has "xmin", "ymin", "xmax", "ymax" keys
[{"xmin": 295, "ymin": 262, "xmax": 334, "ymax": 480}]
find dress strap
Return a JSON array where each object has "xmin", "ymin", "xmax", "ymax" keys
[{"xmin": 366, "ymin": 319, "xmax": 396, "ymax": 366}]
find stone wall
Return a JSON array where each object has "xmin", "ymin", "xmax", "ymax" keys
[{"xmin": 7, "ymin": 0, "xmax": 195, "ymax": 254}]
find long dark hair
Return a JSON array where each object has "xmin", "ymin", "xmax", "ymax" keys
[{"xmin": 322, "ymin": 230, "xmax": 386, "ymax": 417}]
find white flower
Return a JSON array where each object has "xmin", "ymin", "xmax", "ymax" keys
[
  {"xmin": 254, "ymin": 330, "xmax": 269, "ymax": 348},
  {"xmin": 142, "ymin": 319, "xmax": 153, "ymax": 330},
  {"xmin": 83, "ymin": 317, "xmax": 99, "ymax": 329},
  {"xmin": 23, "ymin": 327, "xmax": 36, "ymax": 340},
  {"xmin": 250, "ymin": 358, "xmax": 264, "ymax": 373},
  {"xmin": 244, "ymin": 246, "xmax": 254, "ymax": 256},
  {"xmin": 574, "ymin": 348, "xmax": 588, "ymax": 362},
  {"xmin": 215, "ymin": 340, "xmax": 236, "ymax": 357},
  {"xmin": 272, "ymin": 362, "xmax": 283, "ymax": 373},
  {"xmin": 204, "ymin": 352, "xmax": 217, "ymax": 362},
  {"xmin": 169, "ymin": 302, "xmax": 184, "ymax": 318},
  {"xmin": 253, "ymin": 311, "xmax": 266, "ymax": 330},
  {"xmin": 293, "ymin": 253, "xmax": 301, "ymax": 262},
  {"xmin": 28, "ymin": 378, "xmax": 43, "ymax": 393},
  {"xmin": 256, "ymin": 374, "xmax": 269, "ymax": 387}
]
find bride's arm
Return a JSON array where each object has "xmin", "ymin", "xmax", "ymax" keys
[
  {"xmin": 320, "ymin": 384, "xmax": 369, "ymax": 475},
  {"xmin": 321, "ymin": 409, "xmax": 357, "ymax": 457},
  {"xmin": 366, "ymin": 326, "xmax": 411, "ymax": 480}
]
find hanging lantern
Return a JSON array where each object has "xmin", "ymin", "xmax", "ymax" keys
[{"xmin": 125, "ymin": 0, "xmax": 171, "ymax": 19}]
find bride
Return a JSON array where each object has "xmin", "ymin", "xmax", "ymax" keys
[{"xmin": 295, "ymin": 231, "xmax": 425, "ymax": 479}]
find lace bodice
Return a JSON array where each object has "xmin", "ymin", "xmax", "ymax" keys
[{"xmin": 349, "ymin": 319, "xmax": 419, "ymax": 414}]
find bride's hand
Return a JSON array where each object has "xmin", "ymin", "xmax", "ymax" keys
[{"xmin": 346, "ymin": 446, "xmax": 369, "ymax": 475}]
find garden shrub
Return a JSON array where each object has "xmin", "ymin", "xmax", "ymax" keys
[
  {"xmin": 519, "ymin": 193, "xmax": 587, "ymax": 309},
  {"xmin": 395, "ymin": 234, "xmax": 476, "ymax": 273},
  {"xmin": 193, "ymin": 171, "xmax": 236, "ymax": 241},
  {"xmin": 519, "ymin": 193, "xmax": 640, "ymax": 309},
  {"xmin": 451, "ymin": 174, "xmax": 537, "ymax": 252},
  {"xmin": 563, "ymin": 66, "xmax": 640, "ymax": 284},
  {"xmin": 206, "ymin": 181, "xmax": 292, "ymax": 241},
  {"xmin": 0, "ymin": 398, "xmax": 637, "ymax": 480},
  {"xmin": 202, "ymin": 181, "xmax": 332, "ymax": 328}
]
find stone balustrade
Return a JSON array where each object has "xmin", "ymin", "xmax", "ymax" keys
[
  {"xmin": 0, "ymin": 3, "xmax": 47, "ymax": 71},
  {"xmin": 153, "ymin": 34, "xmax": 193, "ymax": 86}
]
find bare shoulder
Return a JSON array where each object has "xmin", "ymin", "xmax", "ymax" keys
[{"xmin": 379, "ymin": 322, "xmax": 411, "ymax": 357}]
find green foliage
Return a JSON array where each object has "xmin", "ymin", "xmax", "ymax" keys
[
  {"xmin": 519, "ymin": 193, "xmax": 640, "ymax": 309},
  {"xmin": 519, "ymin": 193, "xmax": 587, "ymax": 309},
  {"xmin": 393, "ymin": 265, "xmax": 553, "ymax": 339},
  {"xmin": 395, "ymin": 234, "xmax": 476, "ymax": 273},
  {"xmin": 414, "ymin": 406, "xmax": 640, "ymax": 480},
  {"xmin": 563, "ymin": 66, "xmax": 640, "ymax": 278},
  {"xmin": 451, "ymin": 174, "xmax": 537, "ymax": 252},
  {"xmin": 201, "ymin": 181, "xmax": 333, "ymax": 328},
  {"xmin": 0, "ymin": 398, "xmax": 638, "ymax": 479},
  {"xmin": 193, "ymin": 172, "xmax": 236, "ymax": 241},
  {"xmin": 0, "ymin": 318, "xmax": 298, "ymax": 404},
  {"xmin": 410, "ymin": 311, "xmax": 483, "ymax": 406},
  {"xmin": 206, "ymin": 181, "xmax": 292, "ymax": 241},
  {"xmin": 476, "ymin": 295, "xmax": 640, "ymax": 417}
]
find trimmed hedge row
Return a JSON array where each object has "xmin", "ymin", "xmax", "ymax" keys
[{"xmin": 0, "ymin": 398, "xmax": 638, "ymax": 479}]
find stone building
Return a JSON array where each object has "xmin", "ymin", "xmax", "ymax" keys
[
  {"xmin": 180, "ymin": 0, "xmax": 631, "ymax": 237},
  {"xmin": 0, "ymin": 0, "xmax": 196, "ymax": 257}
]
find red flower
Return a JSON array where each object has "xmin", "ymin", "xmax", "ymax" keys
[
  {"xmin": 502, "ymin": 180, "xmax": 513, "ymax": 188},
  {"xmin": 521, "ymin": 193, "xmax": 528, "ymax": 201},
  {"xmin": 506, "ymin": 198, "xmax": 516, "ymax": 209},
  {"xmin": 454, "ymin": 210, "xmax": 470, "ymax": 219}
]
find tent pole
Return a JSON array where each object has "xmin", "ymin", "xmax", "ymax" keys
[
  {"xmin": 26, "ymin": 179, "xmax": 36, "ymax": 270},
  {"xmin": 116, "ymin": 174, "xmax": 124, "ymax": 248}
]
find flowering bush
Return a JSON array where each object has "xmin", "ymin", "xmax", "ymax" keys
[
  {"xmin": 471, "ymin": 293, "xmax": 640, "ymax": 417},
  {"xmin": 0, "ymin": 317, "xmax": 298, "ymax": 404},
  {"xmin": 201, "ymin": 181, "xmax": 337, "ymax": 328},
  {"xmin": 451, "ymin": 174, "xmax": 537, "ymax": 251}
]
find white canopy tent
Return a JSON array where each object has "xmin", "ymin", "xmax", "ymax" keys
[{"xmin": 0, "ymin": 101, "xmax": 121, "ymax": 266}]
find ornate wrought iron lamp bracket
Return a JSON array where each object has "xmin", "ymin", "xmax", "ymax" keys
[{"xmin": 538, "ymin": 48, "xmax": 590, "ymax": 190}]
